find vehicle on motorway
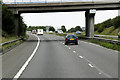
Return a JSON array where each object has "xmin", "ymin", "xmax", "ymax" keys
[
  {"xmin": 76, "ymin": 31, "xmax": 81, "ymax": 34},
  {"xmin": 37, "ymin": 29, "xmax": 43, "ymax": 35},
  {"xmin": 118, "ymin": 31, "xmax": 120, "ymax": 38},
  {"xmin": 65, "ymin": 34, "xmax": 78, "ymax": 45},
  {"xmin": 32, "ymin": 30, "xmax": 36, "ymax": 34},
  {"xmin": 57, "ymin": 30, "xmax": 63, "ymax": 34}
]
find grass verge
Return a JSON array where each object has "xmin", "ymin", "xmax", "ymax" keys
[
  {"xmin": 1, "ymin": 34, "xmax": 29, "ymax": 52},
  {"xmin": 2, "ymin": 40, "xmax": 23, "ymax": 51},
  {"xmin": 88, "ymin": 39, "xmax": 120, "ymax": 51}
]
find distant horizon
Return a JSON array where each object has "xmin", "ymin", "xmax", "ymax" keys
[
  {"xmin": 21, "ymin": 10, "xmax": 118, "ymax": 30},
  {"xmin": 26, "ymin": 15, "xmax": 119, "ymax": 28}
]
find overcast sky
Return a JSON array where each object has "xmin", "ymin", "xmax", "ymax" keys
[{"xmin": 21, "ymin": 10, "xmax": 118, "ymax": 30}]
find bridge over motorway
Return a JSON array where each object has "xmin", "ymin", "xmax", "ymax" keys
[{"xmin": 6, "ymin": 2, "xmax": 120, "ymax": 37}]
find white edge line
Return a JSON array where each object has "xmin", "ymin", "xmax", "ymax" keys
[{"xmin": 13, "ymin": 35, "xmax": 40, "ymax": 79}]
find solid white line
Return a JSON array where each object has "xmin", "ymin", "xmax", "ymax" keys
[
  {"xmin": 88, "ymin": 63, "xmax": 94, "ymax": 68},
  {"xmin": 13, "ymin": 34, "xmax": 40, "ymax": 79},
  {"xmin": 79, "ymin": 56, "xmax": 83, "ymax": 58}
]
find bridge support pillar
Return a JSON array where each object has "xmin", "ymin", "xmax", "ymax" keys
[
  {"xmin": 14, "ymin": 14, "xmax": 20, "ymax": 36},
  {"xmin": 85, "ymin": 10, "xmax": 96, "ymax": 38}
]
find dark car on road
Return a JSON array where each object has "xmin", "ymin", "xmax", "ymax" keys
[
  {"xmin": 118, "ymin": 31, "xmax": 120, "ymax": 39},
  {"xmin": 65, "ymin": 34, "xmax": 78, "ymax": 45}
]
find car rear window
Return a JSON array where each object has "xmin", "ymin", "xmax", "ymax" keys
[{"xmin": 67, "ymin": 35, "xmax": 76, "ymax": 38}]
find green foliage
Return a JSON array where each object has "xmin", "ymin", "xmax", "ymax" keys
[
  {"xmin": 61, "ymin": 25, "xmax": 66, "ymax": 32},
  {"xmin": 68, "ymin": 26, "xmax": 82, "ymax": 32},
  {"xmin": 95, "ymin": 16, "xmax": 120, "ymax": 35},
  {"xmin": 27, "ymin": 26, "xmax": 46, "ymax": 31},
  {"xmin": 75, "ymin": 26, "xmax": 82, "ymax": 31},
  {"xmin": 100, "ymin": 26, "xmax": 114, "ymax": 35},
  {"xmin": 2, "ymin": 40, "xmax": 23, "ymax": 51},
  {"xmin": 89, "ymin": 39, "xmax": 120, "ymax": 51},
  {"xmin": 49, "ymin": 27, "xmax": 55, "ymax": 32},
  {"xmin": 2, "ymin": 4, "xmax": 27, "ymax": 37},
  {"xmin": 2, "ymin": 4, "xmax": 15, "ymax": 36},
  {"xmin": 112, "ymin": 16, "xmax": 120, "ymax": 29}
]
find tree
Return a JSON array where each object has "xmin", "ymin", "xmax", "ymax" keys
[
  {"xmin": 112, "ymin": 16, "xmax": 120, "ymax": 28},
  {"xmin": 75, "ymin": 26, "xmax": 82, "ymax": 31},
  {"xmin": 68, "ymin": 28, "xmax": 76, "ymax": 32},
  {"xmin": 61, "ymin": 25, "xmax": 66, "ymax": 32},
  {"xmin": 49, "ymin": 27, "xmax": 55, "ymax": 32},
  {"xmin": 2, "ymin": 4, "xmax": 15, "ymax": 36},
  {"xmin": 2, "ymin": 4, "xmax": 27, "ymax": 37},
  {"xmin": 68, "ymin": 26, "xmax": 82, "ymax": 32}
]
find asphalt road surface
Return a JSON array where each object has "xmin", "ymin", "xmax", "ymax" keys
[{"xmin": 2, "ymin": 33, "xmax": 118, "ymax": 78}]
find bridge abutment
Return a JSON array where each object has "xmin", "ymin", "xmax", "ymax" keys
[{"xmin": 85, "ymin": 10, "xmax": 95, "ymax": 38}]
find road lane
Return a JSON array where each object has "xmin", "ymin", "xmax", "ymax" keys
[
  {"xmin": 68, "ymin": 40, "xmax": 118, "ymax": 78},
  {"xmin": 2, "ymin": 33, "xmax": 38, "ymax": 78},
  {"xmin": 20, "ymin": 34, "xmax": 111, "ymax": 78},
  {"xmin": 2, "ymin": 34, "xmax": 118, "ymax": 78}
]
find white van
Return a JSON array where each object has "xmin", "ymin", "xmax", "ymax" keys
[{"xmin": 37, "ymin": 29, "xmax": 43, "ymax": 35}]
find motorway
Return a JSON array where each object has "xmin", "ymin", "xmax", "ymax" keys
[{"xmin": 2, "ymin": 33, "xmax": 118, "ymax": 78}]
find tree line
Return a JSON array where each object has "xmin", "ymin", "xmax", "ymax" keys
[
  {"xmin": 94, "ymin": 16, "xmax": 120, "ymax": 33},
  {"xmin": 27, "ymin": 25, "xmax": 83, "ymax": 33},
  {"xmin": 27, "ymin": 25, "xmax": 67, "ymax": 32},
  {"xmin": 2, "ymin": 4, "xmax": 27, "ymax": 37},
  {"xmin": 68, "ymin": 26, "xmax": 82, "ymax": 32}
]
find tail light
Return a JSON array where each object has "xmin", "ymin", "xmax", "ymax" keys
[
  {"xmin": 66, "ymin": 38, "xmax": 68, "ymax": 42},
  {"xmin": 76, "ymin": 38, "xmax": 78, "ymax": 41}
]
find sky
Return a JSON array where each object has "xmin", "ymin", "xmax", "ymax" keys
[{"xmin": 21, "ymin": 10, "xmax": 118, "ymax": 30}]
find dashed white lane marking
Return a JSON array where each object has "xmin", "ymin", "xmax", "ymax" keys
[
  {"xmin": 99, "ymin": 72, "xmax": 102, "ymax": 74},
  {"xmin": 65, "ymin": 45, "xmax": 68, "ymax": 47},
  {"xmin": 73, "ymin": 51, "xmax": 76, "ymax": 53},
  {"xmin": 83, "ymin": 56, "xmax": 112, "ymax": 78},
  {"xmin": 13, "ymin": 34, "xmax": 40, "ymax": 79},
  {"xmin": 63, "ymin": 43, "xmax": 64, "ymax": 44},
  {"xmin": 88, "ymin": 63, "xmax": 94, "ymax": 68},
  {"xmin": 79, "ymin": 56, "xmax": 83, "ymax": 58}
]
